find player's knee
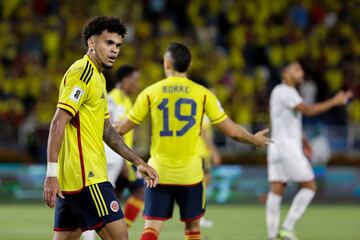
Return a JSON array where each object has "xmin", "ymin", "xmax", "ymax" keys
[
  {"xmin": 300, "ymin": 180, "xmax": 317, "ymax": 192},
  {"xmin": 185, "ymin": 220, "xmax": 200, "ymax": 232},
  {"xmin": 118, "ymin": 230, "xmax": 128, "ymax": 240},
  {"xmin": 54, "ymin": 230, "xmax": 81, "ymax": 240},
  {"xmin": 270, "ymin": 182, "xmax": 286, "ymax": 196}
]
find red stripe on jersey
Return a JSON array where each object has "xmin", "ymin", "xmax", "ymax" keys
[
  {"xmin": 199, "ymin": 95, "xmax": 207, "ymax": 135},
  {"xmin": 71, "ymin": 112, "xmax": 86, "ymax": 189}
]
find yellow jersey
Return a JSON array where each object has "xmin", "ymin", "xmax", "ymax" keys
[
  {"xmin": 57, "ymin": 55, "xmax": 109, "ymax": 193},
  {"xmin": 128, "ymin": 76, "xmax": 227, "ymax": 185},
  {"xmin": 108, "ymin": 88, "xmax": 133, "ymax": 147}
]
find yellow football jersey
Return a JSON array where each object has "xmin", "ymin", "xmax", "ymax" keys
[
  {"xmin": 108, "ymin": 88, "xmax": 133, "ymax": 147},
  {"xmin": 57, "ymin": 55, "xmax": 109, "ymax": 193},
  {"xmin": 128, "ymin": 76, "xmax": 227, "ymax": 185}
]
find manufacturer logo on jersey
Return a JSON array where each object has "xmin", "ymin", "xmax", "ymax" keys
[
  {"xmin": 70, "ymin": 86, "xmax": 84, "ymax": 102},
  {"xmin": 110, "ymin": 201, "xmax": 119, "ymax": 212},
  {"xmin": 88, "ymin": 171, "xmax": 95, "ymax": 178}
]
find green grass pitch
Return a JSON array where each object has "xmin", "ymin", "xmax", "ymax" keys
[{"xmin": 0, "ymin": 203, "xmax": 359, "ymax": 239}]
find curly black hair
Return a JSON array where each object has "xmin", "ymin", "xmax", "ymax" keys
[{"xmin": 83, "ymin": 16, "xmax": 127, "ymax": 46}]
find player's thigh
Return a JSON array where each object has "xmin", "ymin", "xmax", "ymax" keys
[
  {"xmin": 144, "ymin": 185, "xmax": 175, "ymax": 220},
  {"xmin": 96, "ymin": 219, "xmax": 128, "ymax": 240},
  {"xmin": 53, "ymin": 229, "xmax": 82, "ymax": 240},
  {"xmin": 283, "ymin": 154, "xmax": 314, "ymax": 182},
  {"xmin": 175, "ymin": 181, "xmax": 206, "ymax": 222}
]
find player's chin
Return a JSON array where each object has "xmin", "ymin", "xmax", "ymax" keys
[{"xmin": 103, "ymin": 62, "xmax": 114, "ymax": 70}]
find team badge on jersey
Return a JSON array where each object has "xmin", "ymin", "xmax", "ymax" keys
[
  {"xmin": 70, "ymin": 86, "xmax": 84, "ymax": 102},
  {"xmin": 110, "ymin": 201, "xmax": 119, "ymax": 212}
]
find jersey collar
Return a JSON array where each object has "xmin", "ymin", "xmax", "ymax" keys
[{"xmin": 84, "ymin": 54, "xmax": 101, "ymax": 75}]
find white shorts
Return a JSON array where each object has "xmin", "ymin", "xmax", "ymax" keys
[
  {"xmin": 267, "ymin": 145, "xmax": 314, "ymax": 183},
  {"xmin": 104, "ymin": 144, "xmax": 125, "ymax": 187}
]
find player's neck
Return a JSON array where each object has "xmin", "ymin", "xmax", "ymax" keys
[
  {"xmin": 86, "ymin": 51, "xmax": 103, "ymax": 72},
  {"xmin": 166, "ymin": 71, "xmax": 187, "ymax": 78},
  {"xmin": 282, "ymin": 78, "xmax": 296, "ymax": 87}
]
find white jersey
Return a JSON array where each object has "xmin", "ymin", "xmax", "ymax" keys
[
  {"xmin": 267, "ymin": 84, "xmax": 314, "ymax": 182},
  {"xmin": 269, "ymin": 84, "xmax": 303, "ymax": 154}
]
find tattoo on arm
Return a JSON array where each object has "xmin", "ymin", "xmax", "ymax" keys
[{"xmin": 103, "ymin": 119, "xmax": 142, "ymax": 166}]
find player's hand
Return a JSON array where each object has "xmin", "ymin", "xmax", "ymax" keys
[
  {"xmin": 43, "ymin": 177, "xmax": 64, "ymax": 208},
  {"xmin": 253, "ymin": 128, "xmax": 273, "ymax": 148},
  {"xmin": 212, "ymin": 151, "xmax": 222, "ymax": 166},
  {"xmin": 332, "ymin": 90, "xmax": 353, "ymax": 106},
  {"xmin": 137, "ymin": 163, "xmax": 158, "ymax": 188}
]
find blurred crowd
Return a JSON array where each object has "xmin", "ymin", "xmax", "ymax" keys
[{"xmin": 0, "ymin": 0, "xmax": 359, "ymax": 162}]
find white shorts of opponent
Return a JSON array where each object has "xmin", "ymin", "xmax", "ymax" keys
[
  {"xmin": 267, "ymin": 144, "xmax": 315, "ymax": 183},
  {"xmin": 104, "ymin": 143, "xmax": 125, "ymax": 188}
]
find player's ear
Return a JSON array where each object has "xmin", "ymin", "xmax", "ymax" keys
[{"xmin": 88, "ymin": 37, "xmax": 95, "ymax": 51}]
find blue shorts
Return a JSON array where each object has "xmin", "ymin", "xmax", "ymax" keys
[
  {"xmin": 143, "ymin": 181, "xmax": 206, "ymax": 222},
  {"xmin": 54, "ymin": 181, "xmax": 124, "ymax": 232}
]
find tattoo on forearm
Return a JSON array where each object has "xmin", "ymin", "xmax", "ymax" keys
[{"xmin": 103, "ymin": 120, "xmax": 141, "ymax": 165}]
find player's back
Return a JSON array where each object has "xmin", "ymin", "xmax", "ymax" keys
[
  {"xmin": 269, "ymin": 84, "xmax": 303, "ymax": 148},
  {"xmin": 129, "ymin": 76, "xmax": 227, "ymax": 184}
]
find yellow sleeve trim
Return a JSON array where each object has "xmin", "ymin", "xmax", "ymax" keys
[
  {"xmin": 57, "ymin": 102, "xmax": 76, "ymax": 116},
  {"xmin": 128, "ymin": 113, "xmax": 142, "ymax": 125},
  {"xmin": 105, "ymin": 112, "xmax": 110, "ymax": 119},
  {"xmin": 211, "ymin": 113, "xmax": 227, "ymax": 124}
]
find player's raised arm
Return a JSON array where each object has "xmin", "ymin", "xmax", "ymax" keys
[
  {"xmin": 215, "ymin": 118, "xmax": 272, "ymax": 148},
  {"xmin": 102, "ymin": 119, "xmax": 158, "ymax": 187},
  {"xmin": 43, "ymin": 108, "xmax": 72, "ymax": 208},
  {"xmin": 295, "ymin": 90, "xmax": 353, "ymax": 116}
]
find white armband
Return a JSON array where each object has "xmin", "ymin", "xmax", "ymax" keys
[{"xmin": 46, "ymin": 162, "xmax": 58, "ymax": 177}]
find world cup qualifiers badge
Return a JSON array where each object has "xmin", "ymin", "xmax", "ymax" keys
[{"xmin": 110, "ymin": 201, "xmax": 119, "ymax": 212}]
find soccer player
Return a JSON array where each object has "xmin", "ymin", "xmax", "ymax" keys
[
  {"xmin": 43, "ymin": 16, "xmax": 158, "ymax": 240},
  {"xmin": 266, "ymin": 62, "xmax": 353, "ymax": 240},
  {"xmin": 83, "ymin": 65, "xmax": 144, "ymax": 240},
  {"xmin": 115, "ymin": 42, "xmax": 272, "ymax": 240}
]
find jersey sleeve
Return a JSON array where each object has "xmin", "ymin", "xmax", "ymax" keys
[
  {"xmin": 128, "ymin": 88, "xmax": 150, "ymax": 124},
  {"xmin": 204, "ymin": 90, "xmax": 228, "ymax": 124},
  {"xmin": 57, "ymin": 67, "xmax": 89, "ymax": 116},
  {"xmin": 283, "ymin": 87, "xmax": 303, "ymax": 109}
]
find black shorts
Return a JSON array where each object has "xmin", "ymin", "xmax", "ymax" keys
[
  {"xmin": 143, "ymin": 181, "xmax": 206, "ymax": 222},
  {"xmin": 54, "ymin": 181, "xmax": 124, "ymax": 232}
]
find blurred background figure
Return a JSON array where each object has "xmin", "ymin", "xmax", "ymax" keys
[{"xmin": 266, "ymin": 62, "xmax": 352, "ymax": 240}]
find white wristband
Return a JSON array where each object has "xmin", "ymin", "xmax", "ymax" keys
[{"xmin": 46, "ymin": 162, "xmax": 58, "ymax": 177}]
